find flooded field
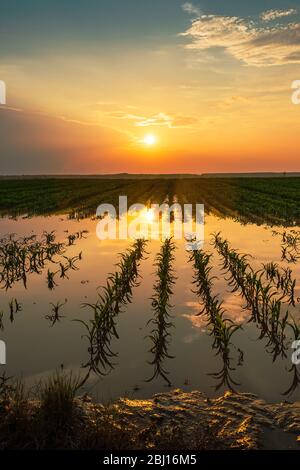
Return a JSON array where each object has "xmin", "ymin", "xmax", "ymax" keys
[{"xmin": 1, "ymin": 211, "xmax": 299, "ymax": 403}]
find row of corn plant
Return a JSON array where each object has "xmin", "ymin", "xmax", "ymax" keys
[
  {"xmin": 213, "ymin": 233, "xmax": 289, "ymax": 362},
  {"xmin": 79, "ymin": 239, "xmax": 147, "ymax": 378},
  {"xmin": 147, "ymin": 238, "xmax": 176, "ymax": 386},
  {"xmin": 189, "ymin": 249, "xmax": 242, "ymax": 391},
  {"xmin": 272, "ymin": 229, "xmax": 300, "ymax": 263},
  {"xmin": 262, "ymin": 262, "xmax": 297, "ymax": 306},
  {"xmin": 0, "ymin": 231, "xmax": 85, "ymax": 290}
]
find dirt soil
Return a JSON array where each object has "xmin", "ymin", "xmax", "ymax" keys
[{"xmin": 103, "ymin": 389, "xmax": 300, "ymax": 450}]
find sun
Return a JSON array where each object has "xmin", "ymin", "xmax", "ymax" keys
[
  {"xmin": 143, "ymin": 134, "xmax": 157, "ymax": 146},
  {"xmin": 144, "ymin": 208, "xmax": 155, "ymax": 222}
]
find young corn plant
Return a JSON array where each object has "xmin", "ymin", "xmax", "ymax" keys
[
  {"xmin": 189, "ymin": 248, "xmax": 241, "ymax": 392},
  {"xmin": 0, "ymin": 231, "xmax": 84, "ymax": 290},
  {"xmin": 79, "ymin": 239, "xmax": 147, "ymax": 378},
  {"xmin": 8, "ymin": 298, "xmax": 22, "ymax": 323},
  {"xmin": 147, "ymin": 238, "xmax": 176, "ymax": 386},
  {"xmin": 45, "ymin": 301, "xmax": 66, "ymax": 327},
  {"xmin": 207, "ymin": 313, "xmax": 241, "ymax": 391},
  {"xmin": 262, "ymin": 262, "xmax": 296, "ymax": 307},
  {"xmin": 272, "ymin": 229, "xmax": 300, "ymax": 263},
  {"xmin": 213, "ymin": 233, "xmax": 289, "ymax": 362}
]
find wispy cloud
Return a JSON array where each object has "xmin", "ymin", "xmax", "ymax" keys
[
  {"xmin": 181, "ymin": 2, "xmax": 202, "ymax": 17},
  {"xmin": 109, "ymin": 111, "xmax": 198, "ymax": 128},
  {"xmin": 181, "ymin": 10, "xmax": 300, "ymax": 66},
  {"xmin": 260, "ymin": 9, "xmax": 297, "ymax": 22}
]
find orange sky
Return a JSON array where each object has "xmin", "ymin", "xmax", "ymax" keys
[{"xmin": 0, "ymin": 1, "xmax": 300, "ymax": 173}]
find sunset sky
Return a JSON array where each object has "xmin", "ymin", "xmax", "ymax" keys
[{"xmin": 0, "ymin": 0, "xmax": 300, "ymax": 174}]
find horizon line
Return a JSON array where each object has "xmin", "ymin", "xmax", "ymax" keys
[{"xmin": 1, "ymin": 171, "xmax": 300, "ymax": 179}]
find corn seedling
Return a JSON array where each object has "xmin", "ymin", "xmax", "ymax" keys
[
  {"xmin": 45, "ymin": 301, "xmax": 67, "ymax": 327},
  {"xmin": 46, "ymin": 269, "xmax": 57, "ymax": 290},
  {"xmin": 213, "ymin": 233, "xmax": 289, "ymax": 362},
  {"xmin": 147, "ymin": 238, "xmax": 176, "ymax": 386},
  {"xmin": 79, "ymin": 239, "xmax": 147, "ymax": 378},
  {"xmin": 0, "ymin": 231, "xmax": 84, "ymax": 290},
  {"xmin": 7, "ymin": 298, "xmax": 22, "ymax": 323},
  {"xmin": 189, "ymin": 248, "xmax": 241, "ymax": 392},
  {"xmin": 262, "ymin": 262, "xmax": 296, "ymax": 306},
  {"xmin": 272, "ymin": 229, "xmax": 300, "ymax": 263}
]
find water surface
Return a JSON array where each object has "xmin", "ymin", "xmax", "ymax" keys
[{"xmin": 0, "ymin": 214, "xmax": 299, "ymax": 403}]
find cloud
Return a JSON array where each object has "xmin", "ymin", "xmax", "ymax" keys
[
  {"xmin": 261, "ymin": 9, "xmax": 297, "ymax": 22},
  {"xmin": 181, "ymin": 11, "xmax": 300, "ymax": 66},
  {"xmin": 183, "ymin": 293, "xmax": 248, "ymax": 329},
  {"xmin": 109, "ymin": 111, "xmax": 198, "ymax": 128},
  {"xmin": 182, "ymin": 2, "xmax": 202, "ymax": 17}
]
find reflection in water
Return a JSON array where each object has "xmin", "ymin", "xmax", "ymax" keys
[
  {"xmin": 45, "ymin": 301, "xmax": 67, "ymax": 327},
  {"xmin": 0, "ymin": 231, "xmax": 85, "ymax": 290},
  {"xmin": 213, "ymin": 232, "xmax": 300, "ymax": 395},
  {"xmin": 8, "ymin": 298, "xmax": 22, "ymax": 324},
  {"xmin": 189, "ymin": 249, "xmax": 242, "ymax": 391},
  {"xmin": 0, "ymin": 212, "xmax": 299, "ymax": 402},
  {"xmin": 213, "ymin": 233, "xmax": 287, "ymax": 356},
  {"xmin": 79, "ymin": 239, "xmax": 147, "ymax": 380},
  {"xmin": 263, "ymin": 262, "xmax": 296, "ymax": 306},
  {"xmin": 147, "ymin": 238, "xmax": 176, "ymax": 386},
  {"xmin": 284, "ymin": 363, "xmax": 300, "ymax": 396},
  {"xmin": 272, "ymin": 229, "xmax": 300, "ymax": 264}
]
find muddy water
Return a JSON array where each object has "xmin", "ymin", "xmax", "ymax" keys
[{"xmin": 0, "ymin": 214, "xmax": 299, "ymax": 403}]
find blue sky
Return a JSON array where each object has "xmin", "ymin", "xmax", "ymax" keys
[{"xmin": 1, "ymin": 0, "xmax": 299, "ymax": 55}]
